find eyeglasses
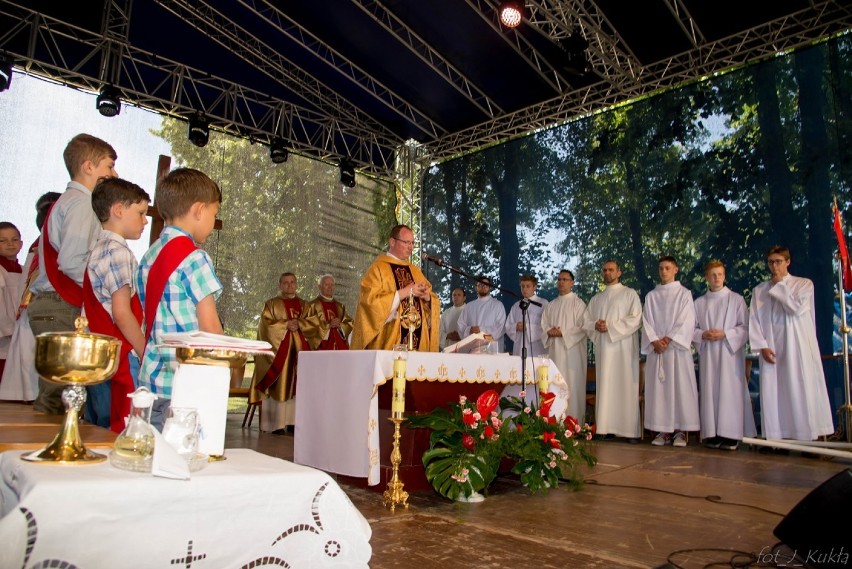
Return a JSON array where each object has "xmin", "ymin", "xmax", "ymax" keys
[{"xmin": 393, "ymin": 237, "xmax": 414, "ymax": 246}]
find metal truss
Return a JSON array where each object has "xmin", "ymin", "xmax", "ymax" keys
[
  {"xmin": 0, "ymin": 0, "xmax": 849, "ymax": 178},
  {"xmin": 393, "ymin": 140, "xmax": 430, "ymax": 265},
  {"xmin": 237, "ymin": 0, "xmax": 445, "ymax": 142},
  {"xmin": 0, "ymin": 0, "xmax": 400, "ymax": 174},
  {"xmin": 428, "ymin": 0, "xmax": 852, "ymax": 161}
]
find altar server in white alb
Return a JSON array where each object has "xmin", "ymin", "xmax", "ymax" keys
[
  {"xmin": 541, "ymin": 269, "xmax": 588, "ymax": 421},
  {"xmin": 439, "ymin": 287, "xmax": 466, "ymax": 350},
  {"xmin": 749, "ymin": 246, "xmax": 834, "ymax": 441},
  {"xmin": 582, "ymin": 260, "xmax": 643, "ymax": 442},
  {"xmin": 456, "ymin": 275, "xmax": 506, "ymax": 351},
  {"xmin": 642, "ymin": 256, "xmax": 700, "ymax": 448},
  {"xmin": 504, "ymin": 275, "xmax": 549, "ymax": 357},
  {"xmin": 693, "ymin": 261, "xmax": 756, "ymax": 451}
]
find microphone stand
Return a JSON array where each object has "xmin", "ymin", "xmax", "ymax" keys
[{"xmin": 422, "ymin": 254, "xmax": 542, "ymax": 396}]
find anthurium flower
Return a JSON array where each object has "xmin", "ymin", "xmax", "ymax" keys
[
  {"xmin": 564, "ymin": 415, "xmax": 580, "ymax": 432},
  {"xmin": 539, "ymin": 392, "xmax": 556, "ymax": 418},
  {"xmin": 476, "ymin": 389, "xmax": 499, "ymax": 417}
]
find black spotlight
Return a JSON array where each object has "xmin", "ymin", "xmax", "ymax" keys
[
  {"xmin": 188, "ymin": 114, "xmax": 210, "ymax": 148},
  {"xmin": 96, "ymin": 85, "xmax": 121, "ymax": 117},
  {"xmin": 270, "ymin": 138, "xmax": 289, "ymax": 164},
  {"xmin": 339, "ymin": 158, "xmax": 356, "ymax": 188},
  {"xmin": 0, "ymin": 56, "xmax": 13, "ymax": 92},
  {"xmin": 498, "ymin": 1, "xmax": 525, "ymax": 29}
]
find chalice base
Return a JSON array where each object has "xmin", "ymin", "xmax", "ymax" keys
[{"xmin": 22, "ymin": 385, "xmax": 106, "ymax": 464}]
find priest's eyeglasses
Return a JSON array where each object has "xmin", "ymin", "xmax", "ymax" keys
[{"xmin": 393, "ymin": 237, "xmax": 414, "ymax": 246}]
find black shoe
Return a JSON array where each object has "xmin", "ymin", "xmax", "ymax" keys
[
  {"xmin": 718, "ymin": 438, "xmax": 740, "ymax": 451},
  {"xmin": 627, "ymin": 437, "xmax": 640, "ymax": 444},
  {"xmin": 703, "ymin": 436, "xmax": 722, "ymax": 449},
  {"xmin": 270, "ymin": 428, "xmax": 288, "ymax": 436}
]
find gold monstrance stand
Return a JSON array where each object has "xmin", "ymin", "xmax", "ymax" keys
[{"xmin": 24, "ymin": 317, "xmax": 120, "ymax": 463}]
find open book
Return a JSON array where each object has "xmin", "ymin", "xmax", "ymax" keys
[
  {"xmin": 442, "ymin": 333, "xmax": 497, "ymax": 354},
  {"xmin": 159, "ymin": 331, "xmax": 273, "ymax": 355}
]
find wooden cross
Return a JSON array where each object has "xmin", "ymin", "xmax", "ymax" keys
[{"xmin": 148, "ymin": 154, "xmax": 223, "ymax": 245}]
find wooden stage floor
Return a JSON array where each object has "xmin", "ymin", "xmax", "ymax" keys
[{"xmin": 225, "ymin": 414, "xmax": 852, "ymax": 569}]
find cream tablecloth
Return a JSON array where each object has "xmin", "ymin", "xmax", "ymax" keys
[
  {"xmin": 0, "ymin": 449, "xmax": 371, "ymax": 568},
  {"xmin": 294, "ymin": 351, "xmax": 567, "ymax": 485}
]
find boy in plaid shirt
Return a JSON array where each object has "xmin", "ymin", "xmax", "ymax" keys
[
  {"xmin": 84, "ymin": 178, "xmax": 150, "ymax": 432},
  {"xmin": 136, "ymin": 168, "xmax": 223, "ymax": 429}
]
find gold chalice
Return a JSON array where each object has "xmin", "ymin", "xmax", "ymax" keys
[
  {"xmin": 175, "ymin": 347, "xmax": 248, "ymax": 368},
  {"xmin": 23, "ymin": 317, "xmax": 120, "ymax": 463}
]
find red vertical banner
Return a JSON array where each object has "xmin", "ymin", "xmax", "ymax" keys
[{"xmin": 833, "ymin": 200, "xmax": 852, "ymax": 292}]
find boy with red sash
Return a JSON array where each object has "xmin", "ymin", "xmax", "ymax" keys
[
  {"xmin": 83, "ymin": 178, "xmax": 150, "ymax": 432},
  {"xmin": 136, "ymin": 168, "xmax": 223, "ymax": 431},
  {"xmin": 28, "ymin": 134, "xmax": 118, "ymax": 415}
]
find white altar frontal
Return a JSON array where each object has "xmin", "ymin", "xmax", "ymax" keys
[
  {"xmin": 294, "ymin": 351, "xmax": 567, "ymax": 486},
  {"xmin": 0, "ymin": 449, "xmax": 372, "ymax": 569}
]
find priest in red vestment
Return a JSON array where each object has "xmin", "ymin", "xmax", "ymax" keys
[
  {"xmin": 249, "ymin": 272, "xmax": 310, "ymax": 433},
  {"xmin": 302, "ymin": 274, "xmax": 354, "ymax": 350}
]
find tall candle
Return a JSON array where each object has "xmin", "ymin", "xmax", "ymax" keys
[
  {"xmin": 392, "ymin": 357, "xmax": 407, "ymax": 416},
  {"xmin": 537, "ymin": 365, "xmax": 549, "ymax": 393}
]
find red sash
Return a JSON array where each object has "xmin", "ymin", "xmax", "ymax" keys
[
  {"xmin": 143, "ymin": 236, "xmax": 197, "ymax": 343},
  {"xmin": 41, "ymin": 204, "xmax": 83, "ymax": 307},
  {"xmin": 83, "ymin": 271, "xmax": 143, "ymax": 433},
  {"xmin": 255, "ymin": 298, "xmax": 310, "ymax": 393}
]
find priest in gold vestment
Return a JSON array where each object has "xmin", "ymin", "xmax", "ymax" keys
[
  {"xmin": 351, "ymin": 224, "xmax": 439, "ymax": 351},
  {"xmin": 302, "ymin": 274, "xmax": 354, "ymax": 350},
  {"xmin": 250, "ymin": 272, "xmax": 310, "ymax": 433}
]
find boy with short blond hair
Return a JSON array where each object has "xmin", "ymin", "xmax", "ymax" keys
[
  {"xmin": 0, "ymin": 222, "xmax": 24, "ymax": 381},
  {"xmin": 84, "ymin": 178, "xmax": 150, "ymax": 432},
  {"xmin": 29, "ymin": 133, "xmax": 118, "ymax": 414},
  {"xmin": 136, "ymin": 168, "xmax": 224, "ymax": 429}
]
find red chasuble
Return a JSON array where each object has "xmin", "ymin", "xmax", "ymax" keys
[
  {"xmin": 255, "ymin": 297, "xmax": 310, "ymax": 396},
  {"xmin": 315, "ymin": 300, "xmax": 349, "ymax": 351}
]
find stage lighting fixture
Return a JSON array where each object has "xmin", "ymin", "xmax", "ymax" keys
[
  {"xmin": 498, "ymin": 1, "xmax": 524, "ymax": 29},
  {"xmin": 188, "ymin": 114, "xmax": 210, "ymax": 148},
  {"xmin": 270, "ymin": 138, "xmax": 289, "ymax": 163},
  {"xmin": 96, "ymin": 85, "xmax": 121, "ymax": 117},
  {"xmin": 0, "ymin": 56, "xmax": 13, "ymax": 92},
  {"xmin": 339, "ymin": 158, "xmax": 356, "ymax": 188}
]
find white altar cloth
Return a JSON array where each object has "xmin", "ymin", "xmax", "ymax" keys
[
  {"xmin": 294, "ymin": 351, "xmax": 567, "ymax": 485},
  {"xmin": 0, "ymin": 449, "xmax": 371, "ymax": 569}
]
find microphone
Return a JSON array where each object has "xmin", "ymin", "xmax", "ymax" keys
[{"xmin": 422, "ymin": 253, "xmax": 445, "ymax": 267}]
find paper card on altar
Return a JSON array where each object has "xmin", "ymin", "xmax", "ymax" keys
[{"xmin": 170, "ymin": 364, "xmax": 230, "ymax": 456}]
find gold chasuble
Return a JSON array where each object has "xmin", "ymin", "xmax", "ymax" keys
[
  {"xmin": 350, "ymin": 255, "xmax": 440, "ymax": 351},
  {"xmin": 302, "ymin": 297, "xmax": 354, "ymax": 350},
  {"xmin": 250, "ymin": 295, "xmax": 310, "ymax": 404}
]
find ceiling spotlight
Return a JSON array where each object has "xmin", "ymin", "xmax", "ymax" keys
[
  {"xmin": 96, "ymin": 85, "xmax": 121, "ymax": 117},
  {"xmin": 339, "ymin": 158, "xmax": 356, "ymax": 188},
  {"xmin": 269, "ymin": 138, "xmax": 289, "ymax": 163},
  {"xmin": 498, "ymin": 1, "xmax": 524, "ymax": 29},
  {"xmin": 0, "ymin": 56, "xmax": 13, "ymax": 92},
  {"xmin": 188, "ymin": 113, "xmax": 210, "ymax": 148}
]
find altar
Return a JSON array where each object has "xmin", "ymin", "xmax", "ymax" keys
[
  {"xmin": 294, "ymin": 351, "xmax": 568, "ymax": 489},
  {"xmin": 0, "ymin": 449, "xmax": 372, "ymax": 568}
]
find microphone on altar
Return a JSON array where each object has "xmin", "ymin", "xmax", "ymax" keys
[{"xmin": 421, "ymin": 253, "xmax": 445, "ymax": 267}]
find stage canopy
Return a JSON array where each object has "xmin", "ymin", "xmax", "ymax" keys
[{"xmin": 1, "ymin": 0, "xmax": 850, "ymax": 177}]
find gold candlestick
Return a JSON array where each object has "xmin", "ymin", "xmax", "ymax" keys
[{"xmin": 383, "ymin": 416, "xmax": 409, "ymax": 512}]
